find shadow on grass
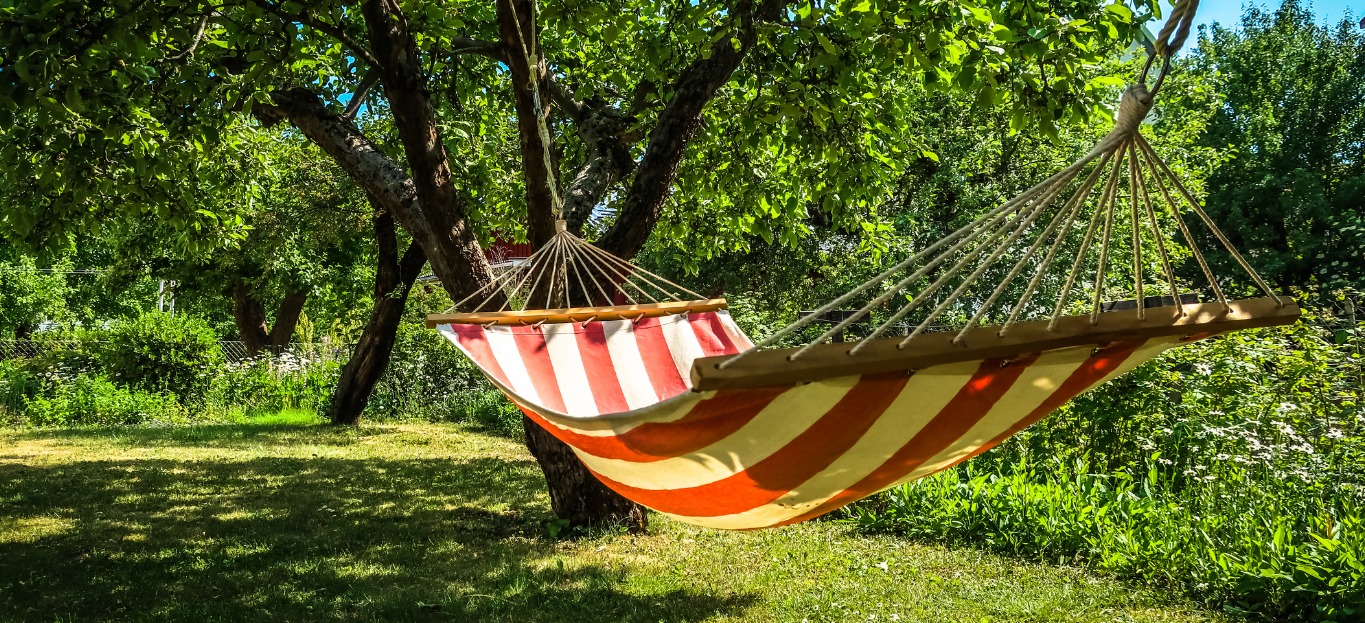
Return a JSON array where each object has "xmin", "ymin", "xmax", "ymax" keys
[
  {"xmin": 0, "ymin": 432, "xmax": 756, "ymax": 622},
  {"xmin": 2, "ymin": 421, "xmax": 386, "ymax": 449}
]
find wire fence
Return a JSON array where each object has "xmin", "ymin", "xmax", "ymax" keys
[{"xmin": 0, "ymin": 340, "xmax": 353, "ymax": 364}]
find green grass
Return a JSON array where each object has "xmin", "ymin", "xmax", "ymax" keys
[{"xmin": 1, "ymin": 420, "xmax": 1228, "ymax": 623}]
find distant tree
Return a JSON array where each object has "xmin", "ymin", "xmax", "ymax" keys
[
  {"xmin": 1190, "ymin": 0, "xmax": 1365, "ymax": 294},
  {"xmin": 0, "ymin": 253, "xmax": 69, "ymax": 339}
]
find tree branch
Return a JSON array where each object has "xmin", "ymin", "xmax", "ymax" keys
[
  {"xmin": 251, "ymin": 0, "xmax": 381, "ymax": 69},
  {"xmin": 449, "ymin": 37, "xmax": 507, "ymax": 62},
  {"xmin": 595, "ymin": 0, "xmax": 788, "ymax": 259},
  {"xmin": 343, "ymin": 68, "xmax": 379, "ymax": 120}
]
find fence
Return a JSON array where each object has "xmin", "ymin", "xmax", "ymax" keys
[{"xmin": 0, "ymin": 340, "xmax": 353, "ymax": 364}]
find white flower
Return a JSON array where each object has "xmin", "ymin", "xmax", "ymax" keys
[{"xmin": 1277, "ymin": 402, "xmax": 1298, "ymax": 414}]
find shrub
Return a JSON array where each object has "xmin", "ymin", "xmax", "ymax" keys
[
  {"xmin": 0, "ymin": 360, "xmax": 43, "ymax": 423},
  {"xmin": 367, "ymin": 323, "xmax": 521, "ymax": 435},
  {"xmin": 24, "ymin": 374, "xmax": 187, "ymax": 427},
  {"xmin": 204, "ymin": 353, "xmax": 340, "ymax": 419},
  {"xmin": 97, "ymin": 312, "xmax": 223, "ymax": 403}
]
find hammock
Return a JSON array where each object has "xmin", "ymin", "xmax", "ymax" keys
[{"xmin": 427, "ymin": 2, "xmax": 1301, "ymax": 530}]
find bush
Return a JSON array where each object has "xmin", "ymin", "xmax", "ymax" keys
[
  {"xmin": 23, "ymin": 374, "xmax": 187, "ymax": 427},
  {"xmin": 366, "ymin": 323, "xmax": 521, "ymax": 435},
  {"xmin": 204, "ymin": 353, "xmax": 339, "ymax": 419},
  {"xmin": 98, "ymin": 312, "xmax": 223, "ymax": 404},
  {"xmin": 0, "ymin": 360, "xmax": 43, "ymax": 423}
]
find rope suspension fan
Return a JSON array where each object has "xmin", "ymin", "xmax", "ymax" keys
[{"xmin": 427, "ymin": 0, "xmax": 1300, "ymax": 530}]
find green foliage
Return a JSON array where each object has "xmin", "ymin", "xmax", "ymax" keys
[
  {"xmin": 97, "ymin": 312, "xmax": 224, "ymax": 403},
  {"xmin": 0, "ymin": 360, "xmax": 42, "ymax": 422},
  {"xmin": 22, "ymin": 374, "xmax": 187, "ymax": 427},
  {"xmin": 1189, "ymin": 0, "xmax": 1365, "ymax": 294},
  {"xmin": 203, "ymin": 354, "xmax": 340, "ymax": 419},
  {"xmin": 366, "ymin": 323, "xmax": 522, "ymax": 435},
  {"xmin": 0, "ymin": 255, "xmax": 70, "ymax": 338},
  {"xmin": 851, "ymin": 315, "xmax": 1365, "ymax": 621}
]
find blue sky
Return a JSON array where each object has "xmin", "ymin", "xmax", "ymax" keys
[{"xmin": 1190, "ymin": 0, "xmax": 1360, "ymax": 31}]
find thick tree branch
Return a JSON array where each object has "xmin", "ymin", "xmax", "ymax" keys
[
  {"xmin": 252, "ymin": 88, "xmax": 500, "ymax": 308},
  {"xmin": 360, "ymin": 0, "xmax": 500, "ymax": 305},
  {"xmin": 496, "ymin": 0, "xmax": 559, "ymax": 248},
  {"xmin": 595, "ymin": 0, "xmax": 787, "ymax": 260},
  {"xmin": 449, "ymin": 37, "xmax": 507, "ymax": 62}
]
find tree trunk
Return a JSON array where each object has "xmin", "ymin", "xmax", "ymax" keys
[
  {"xmin": 232, "ymin": 282, "xmax": 271, "ymax": 357},
  {"xmin": 522, "ymin": 414, "xmax": 648, "ymax": 533},
  {"xmin": 233, "ymin": 282, "xmax": 308, "ymax": 357},
  {"xmin": 493, "ymin": 0, "xmax": 650, "ymax": 532},
  {"xmin": 330, "ymin": 209, "xmax": 426, "ymax": 425},
  {"xmin": 268, "ymin": 290, "xmax": 309, "ymax": 350},
  {"xmin": 496, "ymin": 0, "xmax": 560, "ymax": 248}
]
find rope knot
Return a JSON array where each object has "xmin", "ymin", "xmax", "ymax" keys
[{"xmin": 1113, "ymin": 84, "xmax": 1154, "ymax": 136}]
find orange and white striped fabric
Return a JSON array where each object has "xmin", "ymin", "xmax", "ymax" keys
[{"xmin": 437, "ymin": 311, "xmax": 1192, "ymax": 530}]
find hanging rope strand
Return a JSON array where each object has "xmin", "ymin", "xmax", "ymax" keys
[
  {"xmin": 1049, "ymin": 145, "xmax": 1128, "ymax": 331},
  {"xmin": 575, "ymin": 240, "xmax": 704, "ymax": 300},
  {"xmin": 1136, "ymin": 135, "xmax": 1282, "ymax": 306},
  {"xmin": 721, "ymin": 152, "xmax": 1105, "ymax": 368},
  {"xmin": 901, "ymin": 174, "xmax": 1079, "ymax": 348},
  {"xmin": 1128, "ymin": 151, "xmax": 1146, "ymax": 320},
  {"xmin": 797, "ymin": 187, "xmax": 1048, "ymax": 357},
  {"xmin": 1133, "ymin": 139, "xmax": 1229, "ymax": 311},
  {"xmin": 502, "ymin": 0, "xmax": 563, "ymax": 215},
  {"xmin": 1090, "ymin": 148, "xmax": 1124, "ymax": 325},
  {"xmin": 1130, "ymin": 143, "xmax": 1186, "ymax": 317},
  {"xmin": 999, "ymin": 151, "xmax": 1114, "ymax": 336},
  {"xmin": 955, "ymin": 155, "xmax": 1113, "ymax": 343},
  {"xmin": 572, "ymin": 236, "xmax": 650, "ymax": 304}
]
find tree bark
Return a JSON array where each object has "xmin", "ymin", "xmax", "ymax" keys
[
  {"xmin": 494, "ymin": 0, "xmax": 648, "ymax": 533},
  {"xmin": 595, "ymin": 0, "xmax": 785, "ymax": 259},
  {"xmin": 522, "ymin": 413, "xmax": 648, "ymax": 533},
  {"xmin": 253, "ymin": 90, "xmax": 502, "ymax": 310},
  {"xmin": 330, "ymin": 208, "xmax": 426, "ymax": 426},
  {"xmin": 232, "ymin": 282, "xmax": 308, "ymax": 357},
  {"xmin": 360, "ymin": 0, "xmax": 498, "ymax": 304},
  {"xmin": 232, "ymin": 281, "xmax": 270, "ymax": 356},
  {"xmin": 496, "ymin": 0, "xmax": 559, "ymax": 248},
  {"xmin": 268, "ymin": 289, "xmax": 309, "ymax": 350}
]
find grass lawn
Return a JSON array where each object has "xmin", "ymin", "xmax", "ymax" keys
[{"xmin": 1, "ymin": 416, "xmax": 1226, "ymax": 623}]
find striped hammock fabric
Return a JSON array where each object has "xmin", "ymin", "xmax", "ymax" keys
[{"xmin": 436, "ymin": 310, "xmax": 1192, "ymax": 530}]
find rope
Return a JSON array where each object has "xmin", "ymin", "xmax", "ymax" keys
[
  {"xmin": 502, "ymin": 0, "xmax": 563, "ymax": 216},
  {"xmin": 1128, "ymin": 154, "xmax": 1145, "ymax": 320},
  {"xmin": 1136, "ymin": 135, "xmax": 1283, "ymax": 306},
  {"xmin": 1133, "ymin": 138, "xmax": 1230, "ymax": 311},
  {"xmin": 575, "ymin": 239, "xmax": 706, "ymax": 300},
  {"xmin": 999, "ymin": 151, "xmax": 1113, "ymax": 336},
  {"xmin": 1049, "ymin": 145, "xmax": 1128, "ymax": 331},
  {"xmin": 1129, "ymin": 142, "xmax": 1186, "ymax": 317},
  {"xmin": 899, "ymin": 174, "xmax": 1074, "ymax": 348},
  {"xmin": 1090, "ymin": 149, "xmax": 1121, "ymax": 325},
  {"xmin": 721, "ymin": 152, "xmax": 1103, "ymax": 368},
  {"xmin": 955, "ymin": 155, "xmax": 1112, "ymax": 343}
]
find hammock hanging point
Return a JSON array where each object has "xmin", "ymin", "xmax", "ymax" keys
[{"xmin": 425, "ymin": 0, "xmax": 1298, "ymax": 530}]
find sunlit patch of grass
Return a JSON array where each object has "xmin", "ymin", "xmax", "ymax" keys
[{"xmin": 0, "ymin": 421, "xmax": 1229, "ymax": 623}]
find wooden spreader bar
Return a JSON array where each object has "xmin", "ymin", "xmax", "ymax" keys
[
  {"xmin": 691, "ymin": 296, "xmax": 1300, "ymax": 391},
  {"xmin": 426, "ymin": 299, "xmax": 728, "ymax": 328}
]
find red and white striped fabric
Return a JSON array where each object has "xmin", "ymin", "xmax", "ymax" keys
[{"xmin": 437, "ymin": 311, "xmax": 1196, "ymax": 530}]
